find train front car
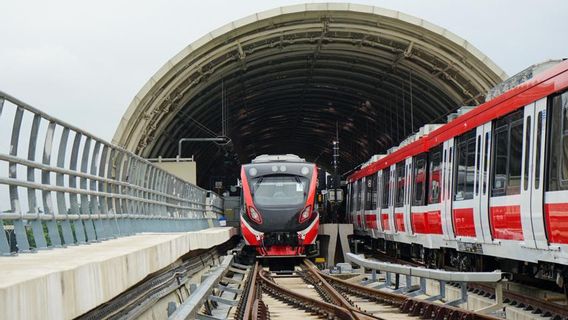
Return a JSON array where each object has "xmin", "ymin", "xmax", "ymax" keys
[{"xmin": 240, "ymin": 154, "xmax": 319, "ymax": 257}]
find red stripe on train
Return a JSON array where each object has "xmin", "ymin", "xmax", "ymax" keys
[
  {"xmin": 490, "ymin": 205, "xmax": 523, "ymax": 240},
  {"xmin": 381, "ymin": 213, "xmax": 390, "ymax": 231},
  {"xmin": 545, "ymin": 203, "xmax": 568, "ymax": 244},
  {"xmin": 395, "ymin": 213, "xmax": 405, "ymax": 232},
  {"xmin": 453, "ymin": 208, "xmax": 476, "ymax": 237},
  {"xmin": 303, "ymin": 217, "xmax": 319, "ymax": 245},
  {"xmin": 411, "ymin": 211, "xmax": 443, "ymax": 234},
  {"xmin": 365, "ymin": 214, "xmax": 378, "ymax": 229}
]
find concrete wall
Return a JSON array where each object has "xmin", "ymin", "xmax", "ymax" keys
[
  {"xmin": 0, "ymin": 227, "xmax": 236, "ymax": 320},
  {"xmin": 150, "ymin": 158, "xmax": 197, "ymax": 185}
]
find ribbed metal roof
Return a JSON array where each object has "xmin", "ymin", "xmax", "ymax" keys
[{"xmin": 113, "ymin": 3, "xmax": 506, "ymax": 187}]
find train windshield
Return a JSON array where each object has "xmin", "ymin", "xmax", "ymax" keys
[{"xmin": 251, "ymin": 175, "xmax": 308, "ymax": 206}]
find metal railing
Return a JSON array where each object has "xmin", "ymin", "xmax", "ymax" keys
[
  {"xmin": 205, "ymin": 191, "xmax": 224, "ymax": 218},
  {"xmin": 0, "ymin": 91, "xmax": 216, "ymax": 255}
]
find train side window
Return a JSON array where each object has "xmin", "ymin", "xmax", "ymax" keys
[
  {"xmin": 395, "ymin": 162, "xmax": 406, "ymax": 207},
  {"xmin": 373, "ymin": 174, "xmax": 379, "ymax": 209},
  {"xmin": 491, "ymin": 109, "xmax": 524, "ymax": 196},
  {"xmin": 365, "ymin": 175, "xmax": 377, "ymax": 210},
  {"xmin": 350, "ymin": 183, "xmax": 357, "ymax": 213},
  {"xmin": 524, "ymin": 116, "xmax": 531, "ymax": 191},
  {"xmin": 483, "ymin": 132, "xmax": 489, "ymax": 194},
  {"xmin": 476, "ymin": 135, "xmax": 481, "ymax": 195},
  {"xmin": 428, "ymin": 147, "xmax": 442, "ymax": 204},
  {"xmin": 454, "ymin": 130, "xmax": 476, "ymax": 201},
  {"xmin": 412, "ymin": 153, "xmax": 427, "ymax": 206},
  {"xmin": 356, "ymin": 180, "xmax": 362, "ymax": 211},
  {"xmin": 381, "ymin": 168, "xmax": 391, "ymax": 208},
  {"xmin": 547, "ymin": 91, "xmax": 568, "ymax": 190},
  {"xmin": 535, "ymin": 111, "xmax": 543, "ymax": 189}
]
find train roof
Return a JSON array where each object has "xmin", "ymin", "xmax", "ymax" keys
[
  {"xmin": 348, "ymin": 59, "xmax": 568, "ymax": 183},
  {"xmin": 251, "ymin": 154, "xmax": 306, "ymax": 164}
]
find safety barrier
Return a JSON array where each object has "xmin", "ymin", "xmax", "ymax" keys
[
  {"xmin": 0, "ymin": 91, "xmax": 215, "ymax": 255},
  {"xmin": 206, "ymin": 191, "xmax": 224, "ymax": 218},
  {"xmin": 347, "ymin": 253, "xmax": 506, "ymax": 314}
]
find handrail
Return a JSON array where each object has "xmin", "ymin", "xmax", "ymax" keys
[{"xmin": 0, "ymin": 91, "xmax": 221, "ymax": 255}]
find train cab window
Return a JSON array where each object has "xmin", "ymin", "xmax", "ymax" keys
[
  {"xmin": 412, "ymin": 153, "xmax": 427, "ymax": 206},
  {"xmin": 491, "ymin": 109, "xmax": 524, "ymax": 196},
  {"xmin": 381, "ymin": 168, "xmax": 391, "ymax": 208},
  {"xmin": 365, "ymin": 175, "xmax": 378, "ymax": 210},
  {"xmin": 428, "ymin": 146, "xmax": 442, "ymax": 204},
  {"xmin": 454, "ymin": 130, "xmax": 476, "ymax": 201},
  {"xmin": 547, "ymin": 91, "xmax": 568, "ymax": 191},
  {"xmin": 395, "ymin": 162, "xmax": 406, "ymax": 207}
]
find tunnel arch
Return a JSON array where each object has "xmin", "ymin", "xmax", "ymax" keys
[{"xmin": 113, "ymin": 3, "xmax": 506, "ymax": 187}]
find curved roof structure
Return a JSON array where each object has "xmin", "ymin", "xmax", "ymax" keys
[{"xmin": 113, "ymin": 3, "xmax": 506, "ymax": 187}]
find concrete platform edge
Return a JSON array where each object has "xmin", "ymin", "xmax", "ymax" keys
[{"xmin": 0, "ymin": 227, "xmax": 236, "ymax": 320}]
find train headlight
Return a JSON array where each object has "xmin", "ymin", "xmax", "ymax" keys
[
  {"xmin": 249, "ymin": 168, "xmax": 258, "ymax": 176},
  {"xmin": 248, "ymin": 206, "xmax": 262, "ymax": 224},
  {"xmin": 298, "ymin": 205, "xmax": 312, "ymax": 223}
]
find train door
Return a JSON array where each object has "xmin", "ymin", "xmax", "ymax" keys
[
  {"xmin": 411, "ymin": 154, "xmax": 428, "ymax": 234},
  {"xmin": 473, "ymin": 125, "xmax": 490, "ymax": 243},
  {"xmin": 364, "ymin": 173, "xmax": 379, "ymax": 234},
  {"xmin": 488, "ymin": 109, "xmax": 525, "ymax": 242},
  {"xmin": 394, "ymin": 162, "xmax": 406, "ymax": 233},
  {"xmin": 346, "ymin": 182, "xmax": 352, "ymax": 224},
  {"xmin": 351, "ymin": 180, "xmax": 360, "ymax": 230},
  {"xmin": 530, "ymin": 98, "xmax": 548, "ymax": 249},
  {"xmin": 427, "ymin": 147, "xmax": 444, "ymax": 235},
  {"xmin": 441, "ymin": 139, "xmax": 455, "ymax": 239},
  {"xmin": 452, "ymin": 129, "xmax": 478, "ymax": 240},
  {"xmin": 478, "ymin": 122, "xmax": 493, "ymax": 243},
  {"xmin": 404, "ymin": 157, "xmax": 413, "ymax": 235},
  {"xmin": 389, "ymin": 165, "xmax": 397, "ymax": 232},
  {"xmin": 374, "ymin": 171, "xmax": 381, "ymax": 234},
  {"xmin": 543, "ymin": 92, "xmax": 568, "ymax": 247},
  {"xmin": 377, "ymin": 170, "xmax": 384, "ymax": 234},
  {"xmin": 356, "ymin": 179, "xmax": 364, "ymax": 230},
  {"xmin": 518, "ymin": 102, "xmax": 541, "ymax": 249},
  {"xmin": 380, "ymin": 167, "xmax": 394, "ymax": 233},
  {"xmin": 361, "ymin": 177, "xmax": 368, "ymax": 231}
]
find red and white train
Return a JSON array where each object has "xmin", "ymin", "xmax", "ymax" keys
[
  {"xmin": 347, "ymin": 60, "xmax": 568, "ymax": 289},
  {"xmin": 240, "ymin": 154, "xmax": 319, "ymax": 257}
]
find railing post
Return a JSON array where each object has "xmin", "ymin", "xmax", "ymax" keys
[{"xmin": 0, "ymin": 91, "xmax": 219, "ymax": 255}]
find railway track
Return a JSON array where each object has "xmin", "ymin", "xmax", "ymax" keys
[
  {"xmin": 366, "ymin": 250, "xmax": 568, "ymax": 320},
  {"xmin": 237, "ymin": 259, "xmax": 499, "ymax": 320}
]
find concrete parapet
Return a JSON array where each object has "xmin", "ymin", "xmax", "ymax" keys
[
  {"xmin": 0, "ymin": 227, "xmax": 236, "ymax": 320},
  {"xmin": 318, "ymin": 223, "xmax": 353, "ymax": 267}
]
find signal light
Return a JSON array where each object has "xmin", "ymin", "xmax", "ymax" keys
[
  {"xmin": 298, "ymin": 205, "xmax": 312, "ymax": 223},
  {"xmin": 248, "ymin": 206, "xmax": 262, "ymax": 224}
]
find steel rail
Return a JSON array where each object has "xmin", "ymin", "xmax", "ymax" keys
[
  {"xmin": 257, "ymin": 268, "xmax": 356, "ymax": 319},
  {"xmin": 316, "ymin": 268, "xmax": 500, "ymax": 320},
  {"xmin": 241, "ymin": 262, "xmax": 260, "ymax": 319},
  {"xmin": 467, "ymin": 283, "xmax": 568, "ymax": 319},
  {"xmin": 302, "ymin": 259, "xmax": 383, "ymax": 320}
]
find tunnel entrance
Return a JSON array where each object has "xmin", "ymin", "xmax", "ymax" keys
[{"xmin": 112, "ymin": 3, "xmax": 506, "ymax": 190}]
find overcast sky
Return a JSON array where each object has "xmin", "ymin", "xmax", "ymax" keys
[{"xmin": 1, "ymin": 0, "xmax": 567, "ymax": 142}]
